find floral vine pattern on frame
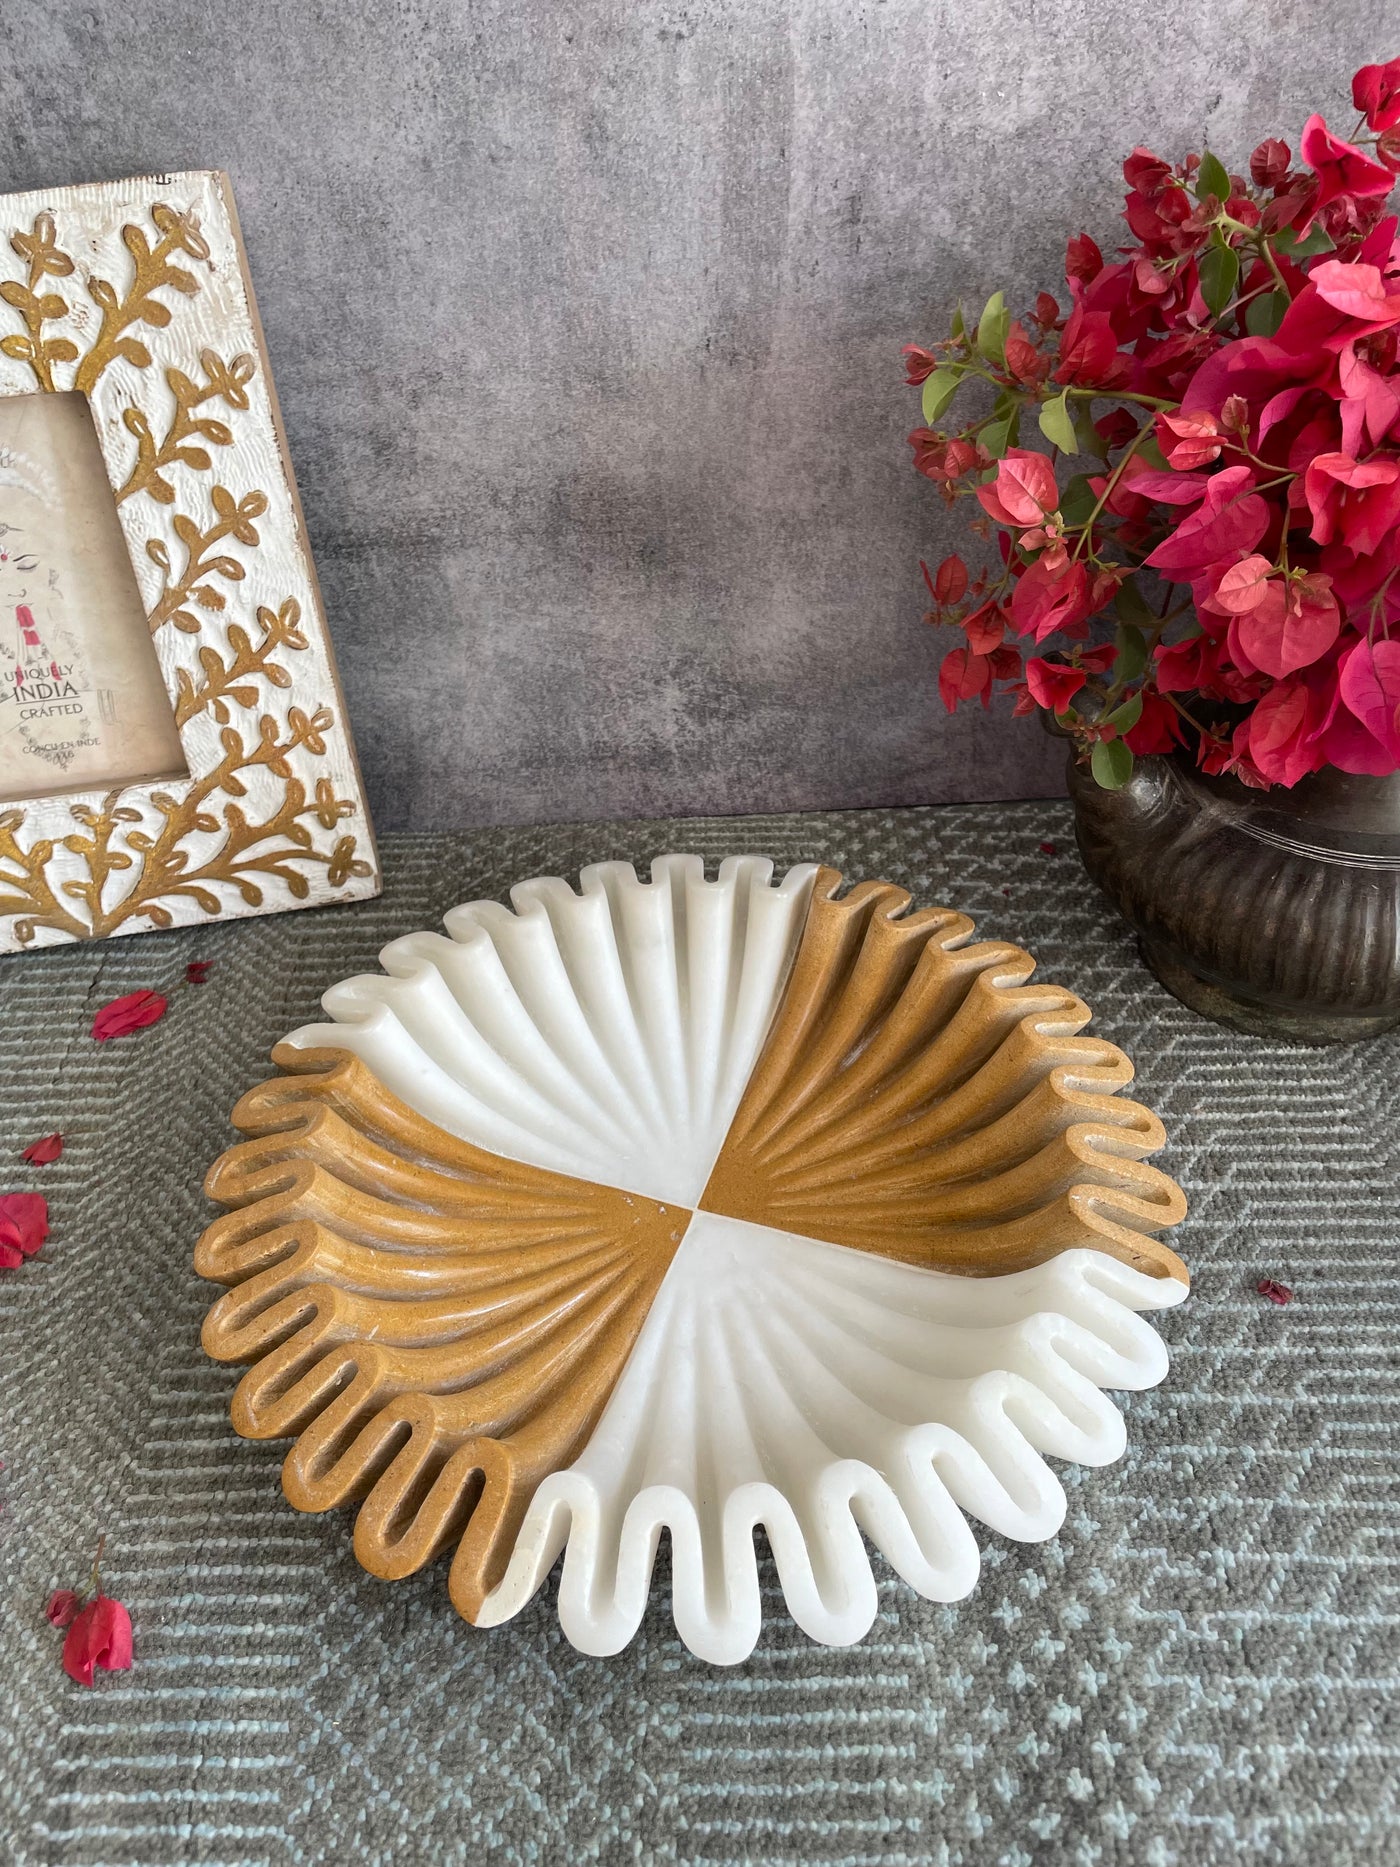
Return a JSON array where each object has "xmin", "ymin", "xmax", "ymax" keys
[
  {"xmin": 117, "ymin": 349, "xmax": 257, "ymax": 507},
  {"xmin": 0, "ymin": 174, "xmax": 378, "ymax": 950}
]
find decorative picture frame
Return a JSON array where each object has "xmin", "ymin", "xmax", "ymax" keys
[{"xmin": 0, "ymin": 170, "xmax": 379, "ymax": 953}]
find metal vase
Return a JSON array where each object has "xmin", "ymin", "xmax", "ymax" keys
[{"xmin": 1066, "ymin": 750, "xmax": 1400, "ymax": 1042}]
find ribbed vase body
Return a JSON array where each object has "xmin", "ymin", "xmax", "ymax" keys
[{"xmin": 1067, "ymin": 754, "xmax": 1400, "ymax": 1041}]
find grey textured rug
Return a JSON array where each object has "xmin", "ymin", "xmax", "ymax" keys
[{"xmin": 2, "ymin": 806, "xmax": 1397, "ymax": 1867}]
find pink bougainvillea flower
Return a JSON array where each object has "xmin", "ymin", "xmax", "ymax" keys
[
  {"xmin": 1004, "ymin": 319, "xmax": 1050, "ymax": 385},
  {"xmin": 909, "ymin": 431, "xmax": 978, "ymax": 484},
  {"xmin": 1308, "ymin": 259, "xmax": 1400, "ymax": 327},
  {"xmin": 937, "ymin": 552, "xmax": 970, "ymax": 604},
  {"xmin": 1298, "ymin": 114, "xmax": 1395, "ymax": 227},
  {"xmin": 1121, "ymin": 464, "xmax": 1215, "ymax": 506},
  {"xmin": 1244, "ymin": 678, "xmax": 1326, "ymax": 786},
  {"xmin": 45, "ymin": 1590, "xmax": 79, "ymax": 1628},
  {"xmin": 1250, "ymin": 137, "xmax": 1292, "ymax": 188},
  {"xmin": 987, "ymin": 643, "xmax": 1022, "ymax": 684},
  {"xmin": 1155, "ymin": 408, "xmax": 1223, "ymax": 469},
  {"xmin": 1337, "ymin": 637, "xmax": 1400, "ymax": 762},
  {"xmin": 902, "ymin": 69, "xmax": 1400, "ymax": 794},
  {"xmin": 1145, "ymin": 467, "xmax": 1270, "ymax": 574},
  {"xmin": 937, "ymin": 646, "xmax": 994, "ymax": 711},
  {"xmin": 1208, "ymin": 554, "xmax": 1277, "ymax": 615},
  {"xmin": 1124, "ymin": 691, "xmax": 1185, "ymax": 756},
  {"xmin": 92, "ymin": 990, "xmax": 167, "ymax": 1042},
  {"xmin": 1234, "ymin": 574, "xmax": 1342, "ymax": 679},
  {"xmin": 184, "ymin": 960, "xmax": 214, "ymax": 986},
  {"xmin": 1077, "ymin": 642, "xmax": 1119, "ymax": 675},
  {"xmin": 1354, "ymin": 58, "xmax": 1400, "ymax": 133},
  {"xmin": 1123, "ymin": 147, "xmax": 1173, "ymax": 196},
  {"xmin": 1181, "ymin": 329, "xmax": 1325, "ymax": 425},
  {"xmin": 975, "ymin": 449, "xmax": 1060, "ymax": 527},
  {"xmin": 1151, "ymin": 637, "xmax": 1208, "ymax": 693},
  {"xmin": 1303, "ymin": 452, "xmax": 1400, "ymax": 551},
  {"xmin": 21, "ymin": 1133, "xmax": 63, "ymax": 1165},
  {"xmin": 1054, "ymin": 306, "xmax": 1124, "ymax": 387},
  {"xmin": 961, "ymin": 600, "xmax": 1006, "ymax": 654},
  {"xmin": 62, "ymin": 1596, "xmax": 133, "ymax": 1688},
  {"xmin": 1337, "ymin": 342, "xmax": 1400, "ymax": 452},
  {"xmin": 1198, "ymin": 733, "xmax": 1240, "ymax": 777},
  {"xmin": 1024, "ymin": 657, "xmax": 1086, "ymax": 712},
  {"xmin": 1065, "ymin": 231, "xmax": 1104, "ymax": 283},
  {"xmin": 1010, "ymin": 557, "xmax": 1095, "ymax": 642},
  {"xmin": 901, "ymin": 344, "xmax": 940, "ymax": 385},
  {"xmin": 0, "ymin": 1192, "xmax": 49, "ymax": 1268}
]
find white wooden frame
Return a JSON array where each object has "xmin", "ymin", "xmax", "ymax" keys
[{"xmin": 0, "ymin": 170, "xmax": 379, "ymax": 951}]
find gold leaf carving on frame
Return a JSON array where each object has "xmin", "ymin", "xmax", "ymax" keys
[{"xmin": 0, "ymin": 176, "xmax": 378, "ymax": 951}]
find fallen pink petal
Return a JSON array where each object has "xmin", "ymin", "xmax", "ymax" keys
[
  {"xmin": 1258, "ymin": 1279, "xmax": 1294, "ymax": 1306},
  {"xmin": 92, "ymin": 990, "xmax": 168, "ymax": 1042},
  {"xmin": 21, "ymin": 1132, "xmax": 64, "ymax": 1165},
  {"xmin": 45, "ymin": 1589, "xmax": 79, "ymax": 1628},
  {"xmin": 0, "ymin": 1192, "xmax": 50, "ymax": 1267},
  {"xmin": 185, "ymin": 960, "xmax": 214, "ymax": 985},
  {"xmin": 62, "ymin": 1595, "xmax": 133, "ymax": 1687},
  {"xmin": 1039, "ymin": 840, "xmax": 1058, "ymax": 856}
]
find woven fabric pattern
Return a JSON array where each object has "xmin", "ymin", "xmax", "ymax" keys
[{"xmin": 1, "ymin": 807, "xmax": 1397, "ymax": 1867}]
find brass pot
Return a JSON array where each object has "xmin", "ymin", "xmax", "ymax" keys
[{"xmin": 1066, "ymin": 750, "xmax": 1400, "ymax": 1042}]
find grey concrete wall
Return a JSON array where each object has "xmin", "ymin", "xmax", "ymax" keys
[{"xmin": 0, "ymin": 1, "xmax": 1391, "ymax": 830}]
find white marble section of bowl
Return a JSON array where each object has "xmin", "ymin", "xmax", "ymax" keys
[
  {"xmin": 285, "ymin": 854, "xmax": 820, "ymax": 1206},
  {"xmin": 479, "ymin": 1215, "xmax": 1187, "ymax": 1664}
]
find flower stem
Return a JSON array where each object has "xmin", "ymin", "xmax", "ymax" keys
[
  {"xmin": 1065, "ymin": 387, "xmax": 1175, "ymax": 411},
  {"xmin": 1071, "ymin": 424, "xmax": 1157, "ymax": 561},
  {"xmin": 1257, "ymin": 236, "xmax": 1291, "ymax": 301}
]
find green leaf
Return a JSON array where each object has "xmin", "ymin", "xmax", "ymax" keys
[
  {"xmin": 1199, "ymin": 241, "xmax": 1241, "ymax": 317},
  {"xmin": 950, "ymin": 305, "xmax": 966, "ymax": 340},
  {"xmin": 1073, "ymin": 404, "xmax": 1111, "ymax": 459},
  {"xmin": 1105, "ymin": 691, "xmax": 1144, "ymax": 732},
  {"xmin": 1137, "ymin": 433, "xmax": 1168, "ymax": 470},
  {"xmin": 1244, "ymin": 289, "xmax": 1288, "ymax": 337},
  {"xmin": 1113, "ymin": 623, "xmax": 1149, "ymax": 681},
  {"xmin": 1059, "ymin": 473, "xmax": 1099, "ymax": 526},
  {"xmin": 1114, "ymin": 581, "xmax": 1156, "ymax": 628},
  {"xmin": 975, "ymin": 290, "xmax": 1009, "ymax": 365},
  {"xmin": 1196, "ymin": 150, "xmax": 1231, "ymax": 205},
  {"xmin": 980, "ymin": 411, "xmax": 1014, "ymax": 459},
  {"xmin": 1038, "ymin": 390, "xmax": 1078, "ymax": 454},
  {"xmin": 921, "ymin": 368, "xmax": 962, "ymax": 423},
  {"xmin": 1091, "ymin": 738, "xmax": 1135, "ymax": 789},
  {"xmin": 1278, "ymin": 223, "xmax": 1334, "ymax": 259}
]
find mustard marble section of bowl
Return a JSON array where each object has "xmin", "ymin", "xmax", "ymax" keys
[{"xmin": 197, "ymin": 855, "xmax": 1188, "ymax": 1663}]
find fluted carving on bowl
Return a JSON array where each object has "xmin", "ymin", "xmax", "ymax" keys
[
  {"xmin": 478, "ymin": 1217, "xmax": 1187, "ymax": 1664},
  {"xmin": 701, "ymin": 868, "xmax": 1187, "ymax": 1281},
  {"xmin": 197, "ymin": 856, "xmax": 1189, "ymax": 1661},
  {"xmin": 197, "ymin": 1045, "xmax": 684, "ymax": 1619}
]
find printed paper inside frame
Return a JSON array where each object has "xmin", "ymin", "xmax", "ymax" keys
[{"xmin": 0, "ymin": 170, "xmax": 380, "ymax": 953}]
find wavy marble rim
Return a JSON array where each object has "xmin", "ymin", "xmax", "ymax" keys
[{"xmin": 197, "ymin": 856, "xmax": 1188, "ymax": 1663}]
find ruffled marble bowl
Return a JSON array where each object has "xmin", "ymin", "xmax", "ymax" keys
[{"xmin": 196, "ymin": 856, "xmax": 1188, "ymax": 1664}]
